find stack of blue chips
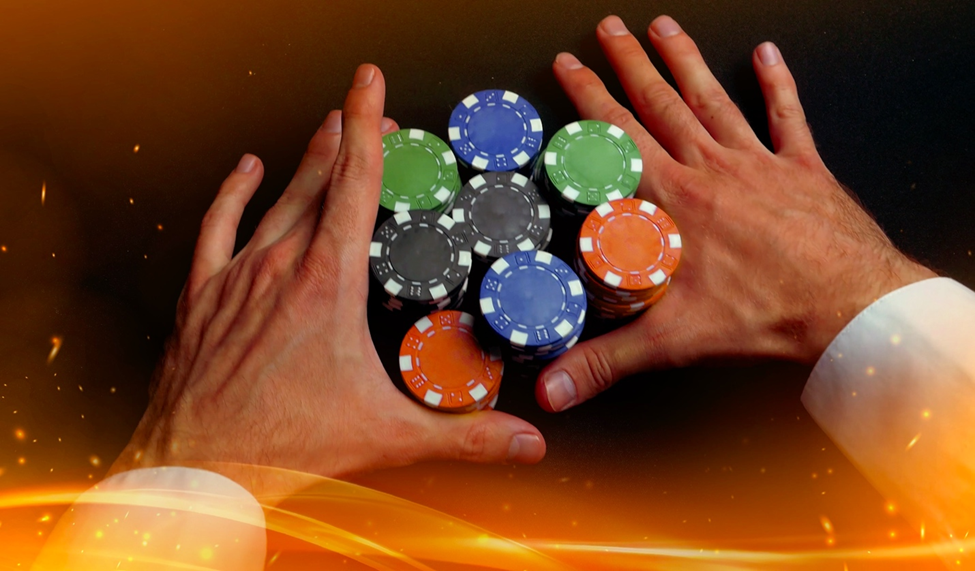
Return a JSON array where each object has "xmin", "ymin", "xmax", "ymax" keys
[
  {"xmin": 478, "ymin": 250, "xmax": 587, "ymax": 363},
  {"xmin": 448, "ymin": 90, "xmax": 543, "ymax": 172}
]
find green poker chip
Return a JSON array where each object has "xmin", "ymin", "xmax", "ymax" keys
[
  {"xmin": 541, "ymin": 120, "xmax": 643, "ymax": 207},
  {"xmin": 381, "ymin": 129, "xmax": 461, "ymax": 212}
]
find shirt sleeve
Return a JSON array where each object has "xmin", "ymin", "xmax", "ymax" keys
[
  {"xmin": 801, "ymin": 277, "xmax": 975, "ymax": 544},
  {"xmin": 30, "ymin": 466, "xmax": 266, "ymax": 571}
]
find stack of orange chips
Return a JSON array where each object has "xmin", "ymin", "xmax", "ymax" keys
[
  {"xmin": 399, "ymin": 311, "xmax": 502, "ymax": 413},
  {"xmin": 574, "ymin": 198, "xmax": 682, "ymax": 319}
]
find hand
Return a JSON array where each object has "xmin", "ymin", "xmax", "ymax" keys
[
  {"xmin": 111, "ymin": 65, "xmax": 545, "ymax": 482},
  {"xmin": 536, "ymin": 16, "xmax": 936, "ymax": 412}
]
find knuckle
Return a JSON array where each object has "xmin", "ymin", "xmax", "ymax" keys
[
  {"xmin": 330, "ymin": 151, "xmax": 376, "ymax": 188},
  {"xmin": 578, "ymin": 345, "xmax": 618, "ymax": 394},
  {"xmin": 687, "ymin": 87, "xmax": 736, "ymax": 119},
  {"xmin": 772, "ymin": 102, "xmax": 806, "ymax": 124},
  {"xmin": 295, "ymin": 249, "xmax": 341, "ymax": 290},
  {"xmin": 254, "ymin": 243, "xmax": 296, "ymax": 287},
  {"xmin": 637, "ymin": 82, "xmax": 680, "ymax": 113},
  {"xmin": 599, "ymin": 105, "xmax": 638, "ymax": 131},
  {"xmin": 458, "ymin": 422, "xmax": 490, "ymax": 462}
]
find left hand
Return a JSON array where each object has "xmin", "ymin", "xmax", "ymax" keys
[{"xmin": 111, "ymin": 64, "xmax": 546, "ymax": 483}]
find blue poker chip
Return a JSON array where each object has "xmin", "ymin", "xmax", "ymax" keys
[
  {"xmin": 449, "ymin": 90, "xmax": 543, "ymax": 172},
  {"xmin": 479, "ymin": 250, "xmax": 587, "ymax": 349}
]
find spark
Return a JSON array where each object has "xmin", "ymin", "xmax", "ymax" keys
[
  {"xmin": 133, "ymin": 144, "xmax": 140, "ymax": 153},
  {"xmin": 128, "ymin": 198, "xmax": 135, "ymax": 205},
  {"xmin": 41, "ymin": 181, "xmax": 46, "ymax": 206},
  {"xmin": 921, "ymin": 524, "xmax": 925, "ymax": 540},
  {"xmin": 17, "ymin": 457, "xmax": 25, "ymax": 465},
  {"xmin": 89, "ymin": 456, "xmax": 101, "ymax": 467},
  {"xmin": 820, "ymin": 516, "xmax": 834, "ymax": 535},
  {"xmin": 0, "ymin": 245, "xmax": 6, "ymax": 252},
  {"xmin": 866, "ymin": 366, "xmax": 876, "ymax": 376},
  {"xmin": 47, "ymin": 336, "xmax": 62, "ymax": 364},
  {"xmin": 14, "ymin": 429, "xmax": 25, "ymax": 441},
  {"xmin": 37, "ymin": 514, "xmax": 50, "ymax": 522},
  {"xmin": 887, "ymin": 502, "xmax": 897, "ymax": 514},
  {"xmin": 906, "ymin": 434, "xmax": 921, "ymax": 451},
  {"xmin": 921, "ymin": 409, "xmax": 931, "ymax": 419},
  {"xmin": 156, "ymin": 224, "xmax": 164, "ymax": 231},
  {"xmin": 890, "ymin": 334, "xmax": 901, "ymax": 345}
]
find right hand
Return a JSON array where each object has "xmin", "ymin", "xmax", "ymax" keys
[{"xmin": 536, "ymin": 15, "xmax": 935, "ymax": 412}]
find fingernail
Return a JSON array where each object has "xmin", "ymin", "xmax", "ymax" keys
[
  {"xmin": 353, "ymin": 64, "xmax": 375, "ymax": 87},
  {"xmin": 381, "ymin": 117, "xmax": 394, "ymax": 132},
  {"xmin": 555, "ymin": 52, "xmax": 583, "ymax": 70},
  {"xmin": 758, "ymin": 42, "xmax": 782, "ymax": 66},
  {"xmin": 506, "ymin": 434, "xmax": 543, "ymax": 463},
  {"xmin": 543, "ymin": 370, "xmax": 578, "ymax": 412},
  {"xmin": 235, "ymin": 154, "xmax": 257, "ymax": 174},
  {"xmin": 651, "ymin": 16, "xmax": 682, "ymax": 38},
  {"xmin": 602, "ymin": 15, "xmax": 629, "ymax": 37},
  {"xmin": 323, "ymin": 111, "xmax": 342, "ymax": 133}
]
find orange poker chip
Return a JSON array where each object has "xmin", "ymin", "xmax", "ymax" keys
[
  {"xmin": 399, "ymin": 310, "xmax": 503, "ymax": 413},
  {"xmin": 578, "ymin": 198, "xmax": 682, "ymax": 292}
]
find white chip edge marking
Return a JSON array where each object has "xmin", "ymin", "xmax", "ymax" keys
[
  {"xmin": 555, "ymin": 320, "xmax": 574, "ymax": 337},
  {"xmin": 415, "ymin": 316, "xmax": 433, "ymax": 333},
  {"xmin": 399, "ymin": 355, "xmax": 413, "ymax": 372},
  {"xmin": 579, "ymin": 237, "xmax": 594, "ymax": 253},
  {"xmin": 604, "ymin": 272, "xmax": 623, "ymax": 287},
  {"xmin": 429, "ymin": 284, "xmax": 448, "ymax": 299},
  {"xmin": 669, "ymin": 234, "xmax": 682, "ymax": 248},
  {"xmin": 463, "ymin": 94, "xmax": 479, "ymax": 108},
  {"xmin": 434, "ymin": 187, "xmax": 452, "ymax": 203},
  {"xmin": 459, "ymin": 312, "xmax": 475, "ymax": 327},
  {"xmin": 394, "ymin": 201, "xmax": 410, "ymax": 212},
  {"xmin": 517, "ymin": 239, "xmax": 534, "ymax": 251},
  {"xmin": 474, "ymin": 241, "xmax": 492, "ymax": 257},
  {"xmin": 537, "ymin": 204, "xmax": 550, "ymax": 219},
  {"xmin": 568, "ymin": 279, "xmax": 583, "ymax": 297},
  {"xmin": 384, "ymin": 279, "xmax": 404, "ymax": 296},
  {"xmin": 424, "ymin": 390, "xmax": 443, "ymax": 406},
  {"xmin": 458, "ymin": 250, "xmax": 472, "ymax": 267},
  {"xmin": 511, "ymin": 173, "xmax": 528, "ymax": 187},
  {"xmin": 369, "ymin": 242, "xmax": 383, "ymax": 257},
  {"xmin": 565, "ymin": 122, "xmax": 582, "ymax": 135},
  {"xmin": 472, "ymin": 156, "xmax": 489, "ymax": 170},
  {"xmin": 492, "ymin": 258, "xmax": 510, "ymax": 274},
  {"xmin": 566, "ymin": 336, "xmax": 579, "ymax": 349},
  {"xmin": 437, "ymin": 214, "xmax": 455, "ymax": 230},
  {"xmin": 394, "ymin": 211, "xmax": 412, "ymax": 224},
  {"xmin": 606, "ymin": 190, "xmax": 624, "ymax": 201},
  {"xmin": 480, "ymin": 297, "xmax": 496, "ymax": 315},
  {"xmin": 469, "ymin": 383, "xmax": 489, "ymax": 401},
  {"xmin": 534, "ymin": 250, "xmax": 553, "ymax": 265},
  {"xmin": 443, "ymin": 151, "xmax": 456, "ymax": 165},
  {"xmin": 470, "ymin": 174, "xmax": 486, "ymax": 188},
  {"xmin": 452, "ymin": 208, "xmax": 466, "ymax": 223},
  {"xmin": 510, "ymin": 331, "xmax": 529, "ymax": 346},
  {"xmin": 513, "ymin": 151, "xmax": 531, "ymax": 166},
  {"xmin": 530, "ymin": 118, "xmax": 543, "ymax": 132},
  {"xmin": 639, "ymin": 201, "xmax": 657, "ymax": 215},
  {"xmin": 502, "ymin": 91, "xmax": 519, "ymax": 103},
  {"xmin": 562, "ymin": 186, "xmax": 579, "ymax": 202},
  {"xmin": 448, "ymin": 127, "xmax": 461, "ymax": 141},
  {"xmin": 631, "ymin": 158, "xmax": 644, "ymax": 173},
  {"xmin": 649, "ymin": 269, "xmax": 667, "ymax": 286},
  {"xmin": 409, "ymin": 129, "xmax": 424, "ymax": 140},
  {"xmin": 607, "ymin": 124, "xmax": 624, "ymax": 139},
  {"xmin": 596, "ymin": 202, "xmax": 614, "ymax": 217},
  {"xmin": 544, "ymin": 151, "xmax": 557, "ymax": 166}
]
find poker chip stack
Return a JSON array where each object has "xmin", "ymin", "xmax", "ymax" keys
[
  {"xmin": 448, "ymin": 89, "xmax": 543, "ymax": 173},
  {"xmin": 451, "ymin": 172, "xmax": 553, "ymax": 262},
  {"xmin": 399, "ymin": 311, "xmax": 502, "ymax": 413},
  {"xmin": 534, "ymin": 120, "xmax": 643, "ymax": 217},
  {"xmin": 574, "ymin": 198, "xmax": 682, "ymax": 319},
  {"xmin": 370, "ymin": 210, "xmax": 472, "ymax": 314},
  {"xmin": 380, "ymin": 129, "xmax": 461, "ymax": 214},
  {"xmin": 479, "ymin": 250, "xmax": 587, "ymax": 363}
]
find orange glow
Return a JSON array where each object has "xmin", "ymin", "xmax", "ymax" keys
[
  {"xmin": 47, "ymin": 336, "xmax": 63, "ymax": 364},
  {"xmin": 14, "ymin": 429, "xmax": 25, "ymax": 441},
  {"xmin": 906, "ymin": 434, "xmax": 921, "ymax": 451},
  {"xmin": 40, "ymin": 180, "xmax": 46, "ymax": 205}
]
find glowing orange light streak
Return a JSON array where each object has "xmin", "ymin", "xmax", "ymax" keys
[{"xmin": 47, "ymin": 336, "xmax": 62, "ymax": 364}]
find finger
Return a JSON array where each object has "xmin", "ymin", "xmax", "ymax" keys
[
  {"xmin": 307, "ymin": 64, "xmax": 385, "ymax": 269},
  {"xmin": 552, "ymin": 51, "xmax": 680, "ymax": 202},
  {"xmin": 536, "ymin": 301, "xmax": 686, "ymax": 412},
  {"xmin": 647, "ymin": 15, "xmax": 761, "ymax": 151},
  {"xmin": 189, "ymin": 154, "xmax": 263, "ymax": 289},
  {"xmin": 752, "ymin": 42, "xmax": 816, "ymax": 156},
  {"xmin": 596, "ymin": 15, "xmax": 715, "ymax": 165},
  {"xmin": 429, "ymin": 410, "xmax": 546, "ymax": 465},
  {"xmin": 253, "ymin": 114, "xmax": 400, "ymax": 249}
]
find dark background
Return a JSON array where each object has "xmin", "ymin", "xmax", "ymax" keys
[{"xmin": 1, "ymin": 0, "xmax": 973, "ymax": 557}]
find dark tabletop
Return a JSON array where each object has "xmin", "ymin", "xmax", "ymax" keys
[{"xmin": 1, "ymin": 0, "xmax": 973, "ymax": 561}]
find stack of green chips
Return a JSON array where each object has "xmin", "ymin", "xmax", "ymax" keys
[
  {"xmin": 381, "ymin": 129, "xmax": 461, "ymax": 214},
  {"xmin": 534, "ymin": 120, "xmax": 643, "ymax": 216}
]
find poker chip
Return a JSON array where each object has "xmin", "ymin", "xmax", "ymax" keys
[
  {"xmin": 399, "ymin": 311, "xmax": 503, "ymax": 413},
  {"xmin": 575, "ymin": 198, "xmax": 681, "ymax": 318},
  {"xmin": 370, "ymin": 210, "xmax": 472, "ymax": 314},
  {"xmin": 451, "ymin": 172, "xmax": 552, "ymax": 261},
  {"xmin": 535, "ymin": 120, "xmax": 642, "ymax": 216},
  {"xmin": 448, "ymin": 90, "xmax": 543, "ymax": 172},
  {"xmin": 381, "ymin": 129, "xmax": 461, "ymax": 213},
  {"xmin": 479, "ymin": 250, "xmax": 586, "ymax": 362}
]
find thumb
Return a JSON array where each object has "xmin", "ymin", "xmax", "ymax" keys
[
  {"xmin": 429, "ymin": 410, "xmax": 546, "ymax": 465},
  {"xmin": 536, "ymin": 309, "xmax": 678, "ymax": 412}
]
